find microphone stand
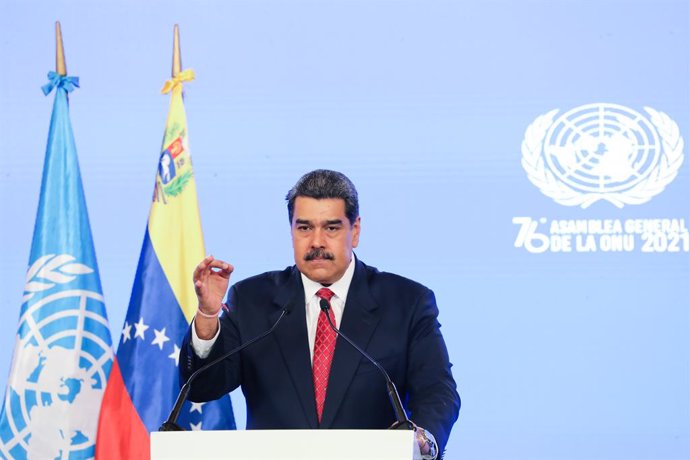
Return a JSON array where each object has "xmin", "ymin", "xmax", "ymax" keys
[
  {"xmin": 319, "ymin": 299, "xmax": 414, "ymax": 430},
  {"xmin": 159, "ymin": 308, "xmax": 289, "ymax": 431}
]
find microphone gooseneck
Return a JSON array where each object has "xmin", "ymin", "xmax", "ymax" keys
[
  {"xmin": 159, "ymin": 306, "xmax": 290, "ymax": 431},
  {"xmin": 318, "ymin": 298, "xmax": 413, "ymax": 430}
]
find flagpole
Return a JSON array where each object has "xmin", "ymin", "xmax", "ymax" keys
[
  {"xmin": 157, "ymin": 24, "xmax": 183, "ymax": 205},
  {"xmin": 56, "ymin": 21, "xmax": 66, "ymax": 76},
  {"xmin": 0, "ymin": 21, "xmax": 114, "ymax": 459},
  {"xmin": 172, "ymin": 24, "xmax": 181, "ymax": 77}
]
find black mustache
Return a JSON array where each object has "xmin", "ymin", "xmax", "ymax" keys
[{"xmin": 304, "ymin": 248, "xmax": 335, "ymax": 261}]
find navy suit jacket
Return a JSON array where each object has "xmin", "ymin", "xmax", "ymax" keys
[{"xmin": 181, "ymin": 258, "xmax": 460, "ymax": 454}]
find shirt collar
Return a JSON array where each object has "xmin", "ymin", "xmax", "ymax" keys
[{"xmin": 301, "ymin": 255, "xmax": 356, "ymax": 302}]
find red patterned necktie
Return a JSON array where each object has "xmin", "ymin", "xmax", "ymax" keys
[{"xmin": 313, "ymin": 287, "xmax": 337, "ymax": 424}]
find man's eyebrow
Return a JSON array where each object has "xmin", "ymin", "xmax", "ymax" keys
[{"xmin": 294, "ymin": 218, "xmax": 344, "ymax": 226}]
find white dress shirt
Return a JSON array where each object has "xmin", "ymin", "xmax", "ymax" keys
[{"xmin": 301, "ymin": 257, "xmax": 354, "ymax": 362}]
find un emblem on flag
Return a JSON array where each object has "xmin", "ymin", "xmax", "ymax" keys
[
  {"xmin": 521, "ymin": 103, "xmax": 684, "ymax": 208},
  {"xmin": 0, "ymin": 255, "xmax": 113, "ymax": 459}
]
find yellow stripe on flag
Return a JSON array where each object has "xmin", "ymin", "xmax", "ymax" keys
[{"xmin": 148, "ymin": 75, "xmax": 204, "ymax": 323}]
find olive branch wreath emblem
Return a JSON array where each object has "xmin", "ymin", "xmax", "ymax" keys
[
  {"xmin": 521, "ymin": 106, "xmax": 684, "ymax": 208},
  {"xmin": 23, "ymin": 254, "xmax": 94, "ymax": 303}
]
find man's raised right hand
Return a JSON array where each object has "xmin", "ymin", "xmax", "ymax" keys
[{"xmin": 193, "ymin": 255, "xmax": 233, "ymax": 339}]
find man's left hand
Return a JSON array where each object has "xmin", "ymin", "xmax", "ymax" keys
[{"xmin": 414, "ymin": 425, "xmax": 438, "ymax": 460}]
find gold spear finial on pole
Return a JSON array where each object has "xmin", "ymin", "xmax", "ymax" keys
[
  {"xmin": 56, "ymin": 21, "xmax": 67, "ymax": 76},
  {"xmin": 172, "ymin": 24, "xmax": 181, "ymax": 77}
]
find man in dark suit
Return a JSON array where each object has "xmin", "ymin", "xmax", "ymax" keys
[{"xmin": 181, "ymin": 169, "xmax": 460, "ymax": 458}]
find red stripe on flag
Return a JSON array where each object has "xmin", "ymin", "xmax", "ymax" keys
[{"xmin": 96, "ymin": 358, "xmax": 150, "ymax": 460}]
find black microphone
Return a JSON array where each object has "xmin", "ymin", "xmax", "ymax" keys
[
  {"xmin": 159, "ymin": 306, "xmax": 291, "ymax": 431},
  {"xmin": 319, "ymin": 298, "xmax": 414, "ymax": 430}
]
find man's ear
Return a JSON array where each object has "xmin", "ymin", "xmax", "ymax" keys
[{"xmin": 351, "ymin": 216, "xmax": 361, "ymax": 248}]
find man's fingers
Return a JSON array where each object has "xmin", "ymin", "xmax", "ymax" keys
[
  {"xmin": 193, "ymin": 257, "xmax": 232, "ymax": 307},
  {"xmin": 193, "ymin": 255, "xmax": 214, "ymax": 280},
  {"xmin": 206, "ymin": 259, "xmax": 230, "ymax": 269},
  {"xmin": 194, "ymin": 279, "xmax": 205, "ymax": 296},
  {"xmin": 218, "ymin": 263, "xmax": 234, "ymax": 278},
  {"xmin": 194, "ymin": 256, "xmax": 226, "ymax": 280},
  {"xmin": 205, "ymin": 260, "xmax": 234, "ymax": 278}
]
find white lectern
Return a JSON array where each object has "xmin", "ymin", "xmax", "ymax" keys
[{"xmin": 151, "ymin": 429, "xmax": 419, "ymax": 460}]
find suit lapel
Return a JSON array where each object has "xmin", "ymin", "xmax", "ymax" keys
[
  {"xmin": 320, "ymin": 260, "xmax": 380, "ymax": 428},
  {"xmin": 270, "ymin": 267, "xmax": 319, "ymax": 428}
]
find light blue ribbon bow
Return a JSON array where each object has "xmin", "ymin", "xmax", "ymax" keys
[{"xmin": 41, "ymin": 71, "xmax": 80, "ymax": 95}]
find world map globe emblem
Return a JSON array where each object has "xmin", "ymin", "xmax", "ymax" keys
[
  {"xmin": 0, "ymin": 255, "xmax": 113, "ymax": 459},
  {"xmin": 522, "ymin": 103, "xmax": 684, "ymax": 208},
  {"xmin": 545, "ymin": 103, "xmax": 660, "ymax": 192}
]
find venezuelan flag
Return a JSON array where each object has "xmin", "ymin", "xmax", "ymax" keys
[{"xmin": 96, "ymin": 68, "xmax": 235, "ymax": 459}]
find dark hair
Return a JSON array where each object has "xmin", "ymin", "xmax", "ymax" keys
[{"xmin": 285, "ymin": 169, "xmax": 359, "ymax": 225}]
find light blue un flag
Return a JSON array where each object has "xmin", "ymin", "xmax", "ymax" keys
[{"xmin": 0, "ymin": 72, "xmax": 114, "ymax": 459}]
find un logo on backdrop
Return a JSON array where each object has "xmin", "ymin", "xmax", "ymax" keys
[
  {"xmin": 522, "ymin": 103, "xmax": 684, "ymax": 208},
  {"xmin": 1, "ymin": 255, "xmax": 113, "ymax": 459}
]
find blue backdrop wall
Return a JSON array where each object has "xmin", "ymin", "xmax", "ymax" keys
[{"xmin": 1, "ymin": 1, "xmax": 689, "ymax": 458}]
